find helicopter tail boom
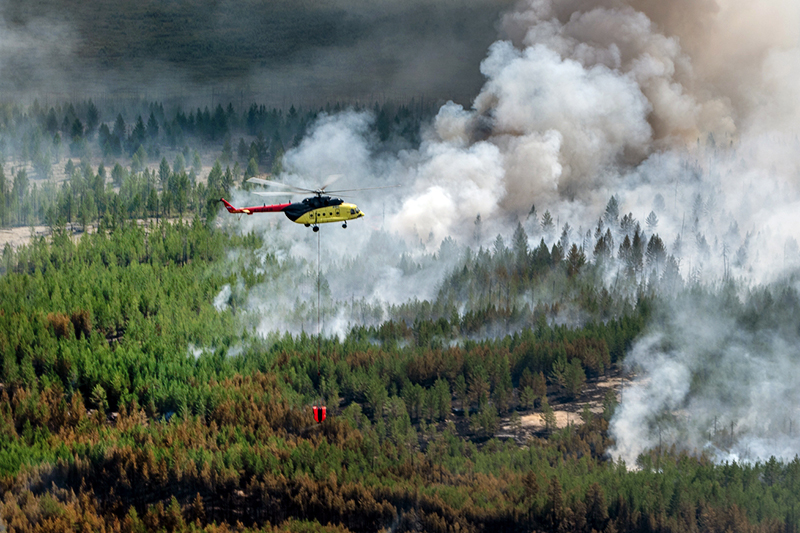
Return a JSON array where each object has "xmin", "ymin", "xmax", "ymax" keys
[{"xmin": 220, "ymin": 198, "xmax": 291, "ymax": 214}]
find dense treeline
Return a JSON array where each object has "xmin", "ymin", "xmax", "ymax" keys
[
  {"xmin": 283, "ymin": 211, "xmax": 665, "ymax": 339},
  {"xmin": 2, "ymin": 221, "xmax": 800, "ymax": 532},
  {"xmin": 0, "ymin": 97, "xmax": 434, "ymax": 228}
]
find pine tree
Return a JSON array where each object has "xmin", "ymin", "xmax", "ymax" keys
[
  {"xmin": 512, "ymin": 222, "xmax": 529, "ymax": 268},
  {"xmin": 86, "ymin": 100, "xmax": 99, "ymax": 134},
  {"xmin": 541, "ymin": 396, "xmax": 556, "ymax": 432},
  {"xmin": 646, "ymin": 210, "xmax": 658, "ymax": 231},
  {"xmin": 566, "ymin": 244, "xmax": 586, "ymax": 278},
  {"xmin": 173, "ymin": 153, "xmax": 185, "ymax": 174},
  {"xmin": 646, "ymin": 234, "xmax": 667, "ymax": 271},
  {"xmin": 631, "ymin": 229, "xmax": 644, "ymax": 273},
  {"xmin": 547, "ymin": 476, "xmax": 565, "ymax": 529},
  {"xmin": 131, "ymin": 116, "xmax": 146, "ymax": 148},
  {"xmin": 159, "ymin": 157, "xmax": 171, "ymax": 189},
  {"xmin": 586, "ymin": 483, "xmax": 608, "ymax": 531},
  {"xmin": 520, "ymin": 386, "xmax": 537, "ymax": 410},
  {"xmin": 245, "ymin": 157, "xmax": 259, "ymax": 179},
  {"xmin": 604, "ymin": 196, "xmax": 619, "ymax": 225},
  {"xmin": 550, "ymin": 242, "xmax": 564, "ymax": 266},
  {"xmin": 221, "ymin": 138, "xmax": 233, "ymax": 163},
  {"xmin": 541, "ymin": 210, "xmax": 555, "ymax": 239},
  {"xmin": 146, "ymin": 112, "xmax": 159, "ymax": 140}
]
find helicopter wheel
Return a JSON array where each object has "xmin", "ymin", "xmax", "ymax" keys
[
  {"xmin": 304, "ymin": 223, "xmax": 310, "ymax": 227},
  {"xmin": 312, "ymin": 226, "xmax": 320, "ymax": 232},
  {"xmin": 342, "ymin": 223, "xmax": 347, "ymax": 229}
]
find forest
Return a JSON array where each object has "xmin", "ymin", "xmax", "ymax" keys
[{"xmin": 1, "ymin": 97, "xmax": 800, "ymax": 533}]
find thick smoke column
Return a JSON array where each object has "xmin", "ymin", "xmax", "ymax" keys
[
  {"xmin": 392, "ymin": 0, "xmax": 800, "ymax": 246},
  {"xmin": 219, "ymin": 0, "xmax": 800, "ymax": 463},
  {"xmin": 389, "ymin": 0, "xmax": 800, "ymax": 464}
]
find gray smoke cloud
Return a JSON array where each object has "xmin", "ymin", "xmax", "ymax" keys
[
  {"xmin": 0, "ymin": 13, "xmax": 80, "ymax": 95},
  {"xmin": 611, "ymin": 289, "xmax": 800, "ymax": 465},
  {"xmin": 208, "ymin": 0, "xmax": 800, "ymax": 463},
  {"xmin": 390, "ymin": 0, "xmax": 800, "ymax": 251}
]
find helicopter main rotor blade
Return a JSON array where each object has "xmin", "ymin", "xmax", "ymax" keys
[
  {"xmin": 319, "ymin": 174, "xmax": 344, "ymax": 192},
  {"xmin": 326, "ymin": 185, "xmax": 400, "ymax": 194},
  {"xmin": 251, "ymin": 191, "xmax": 300, "ymax": 197},
  {"xmin": 247, "ymin": 177, "xmax": 313, "ymax": 194}
]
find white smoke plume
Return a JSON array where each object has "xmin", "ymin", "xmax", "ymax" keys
[
  {"xmin": 216, "ymin": 0, "xmax": 800, "ymax": 463},
  {"xmin": 218, "ymin": 0, "xmax": 800, "ymax": 263},
  {"xmin": 216, "ymin": 110, "xmax": 467, "ymax": 337},
  {"xmin": 611, "ymin": 288, "xmax": 800, "ymax": 465},
  {"xmin": 390, "ymin": 0, "xmax": 800, "ymax": 250}
]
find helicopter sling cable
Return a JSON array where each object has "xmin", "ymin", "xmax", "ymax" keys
[
  {"xmin": 313, "ymin": 228, "xmax": 326, "ymax": 424},
  {"xmin": 219, "ymin": 173, "xmax": 397, "ymax": 422}
]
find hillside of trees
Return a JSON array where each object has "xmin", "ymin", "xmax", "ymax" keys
[
  {"xmin": 1, "ymin": 98, "xmax": 800, "ymax": 532},
  {"xmin": 2, "ymin": 200, "xmax": 800, "ymax": 532}
]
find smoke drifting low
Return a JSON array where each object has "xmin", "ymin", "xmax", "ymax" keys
[
  {"xmin": 611, "ymin": 288, "xmax": 800, "ymax": 465},
  {"xmin": 209, "ymin": 0, "xmax": 800, "ymax": 463},
  {"xmin": 0, "ymin": 12, "xmax": 80, "ymax": 95},
  {"xmin": 217, "ymin": 110, "xmax": 468, "ymax": 338}
]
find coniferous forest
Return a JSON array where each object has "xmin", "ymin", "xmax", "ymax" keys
[{"xmin": 0, "ymin": 96, "xmax": 800, "ymax": 533}]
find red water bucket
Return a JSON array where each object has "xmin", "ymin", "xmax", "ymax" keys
[{"xmin": 313, "ymin": 405, "xmax": 326, "ymax": 423}]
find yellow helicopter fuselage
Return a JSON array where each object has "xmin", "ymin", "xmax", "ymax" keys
[{"xmin": 293, "ymin": 202, "xmax": 363, "ymax": 226}]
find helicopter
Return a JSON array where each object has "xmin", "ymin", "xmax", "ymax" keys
[{"xmin": 220, "ymin": 175, "xmax": 391, "ymax": 231}]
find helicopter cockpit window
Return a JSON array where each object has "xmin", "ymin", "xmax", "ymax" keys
[{"xmin": 350, "ymin": 209, "xmax": 355, "ymax": 214}]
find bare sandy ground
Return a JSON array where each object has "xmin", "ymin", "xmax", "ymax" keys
[
  {"xmin": 0, "ymin": 225, "xmax": 49, "ymax": 251},
  {"xmin": 497, "ymin": 371, "xmax": 631, "ymax": 439},
  {"xmin": 516, "ymin": 410, "xmax": 582, "ymax": 431}
]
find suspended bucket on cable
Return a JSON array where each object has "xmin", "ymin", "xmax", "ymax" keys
[{"xmin": 313, "ymin": 404, "xmax": 326, "ymax": 423}]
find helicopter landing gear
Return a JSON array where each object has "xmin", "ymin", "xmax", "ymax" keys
[
  {"xmin": 312, "ymin": 226, "xmax": 320, "ymax": 232},
  {"xmin": 304, "ymin": 223, "xmax": 310, "ymax": 227},
  {"xmin": 342, "ymin": 223, "xmax": 347, "ymax": 229}
]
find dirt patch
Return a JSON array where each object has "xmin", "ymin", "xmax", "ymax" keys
[
  {"xmin": 0, "ymin": 226, "xmax": 49, "ymax": 251},
  {"xmin": 515, "ymin": 410, "xmax": 580, "ymax": 431},
  {"xmin": 495, "ymin": 367, "xmax": 633, "ymax": 441}
]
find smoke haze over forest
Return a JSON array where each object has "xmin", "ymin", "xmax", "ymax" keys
[
  {"xmin": 3, "ymin": 0, "xmax": 800, "ymax": 467},
  {"xmin": 11, "ymin": 3, "xmax": 800, "ymax": 531},
  {"xmin": 228, "ymin": 0, "xmax": 800, "ymax": 464}
]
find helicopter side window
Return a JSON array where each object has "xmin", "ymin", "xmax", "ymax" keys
[{"xmin": 350, "ymin": 209, "xmax": 355, "ymax": 214}]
